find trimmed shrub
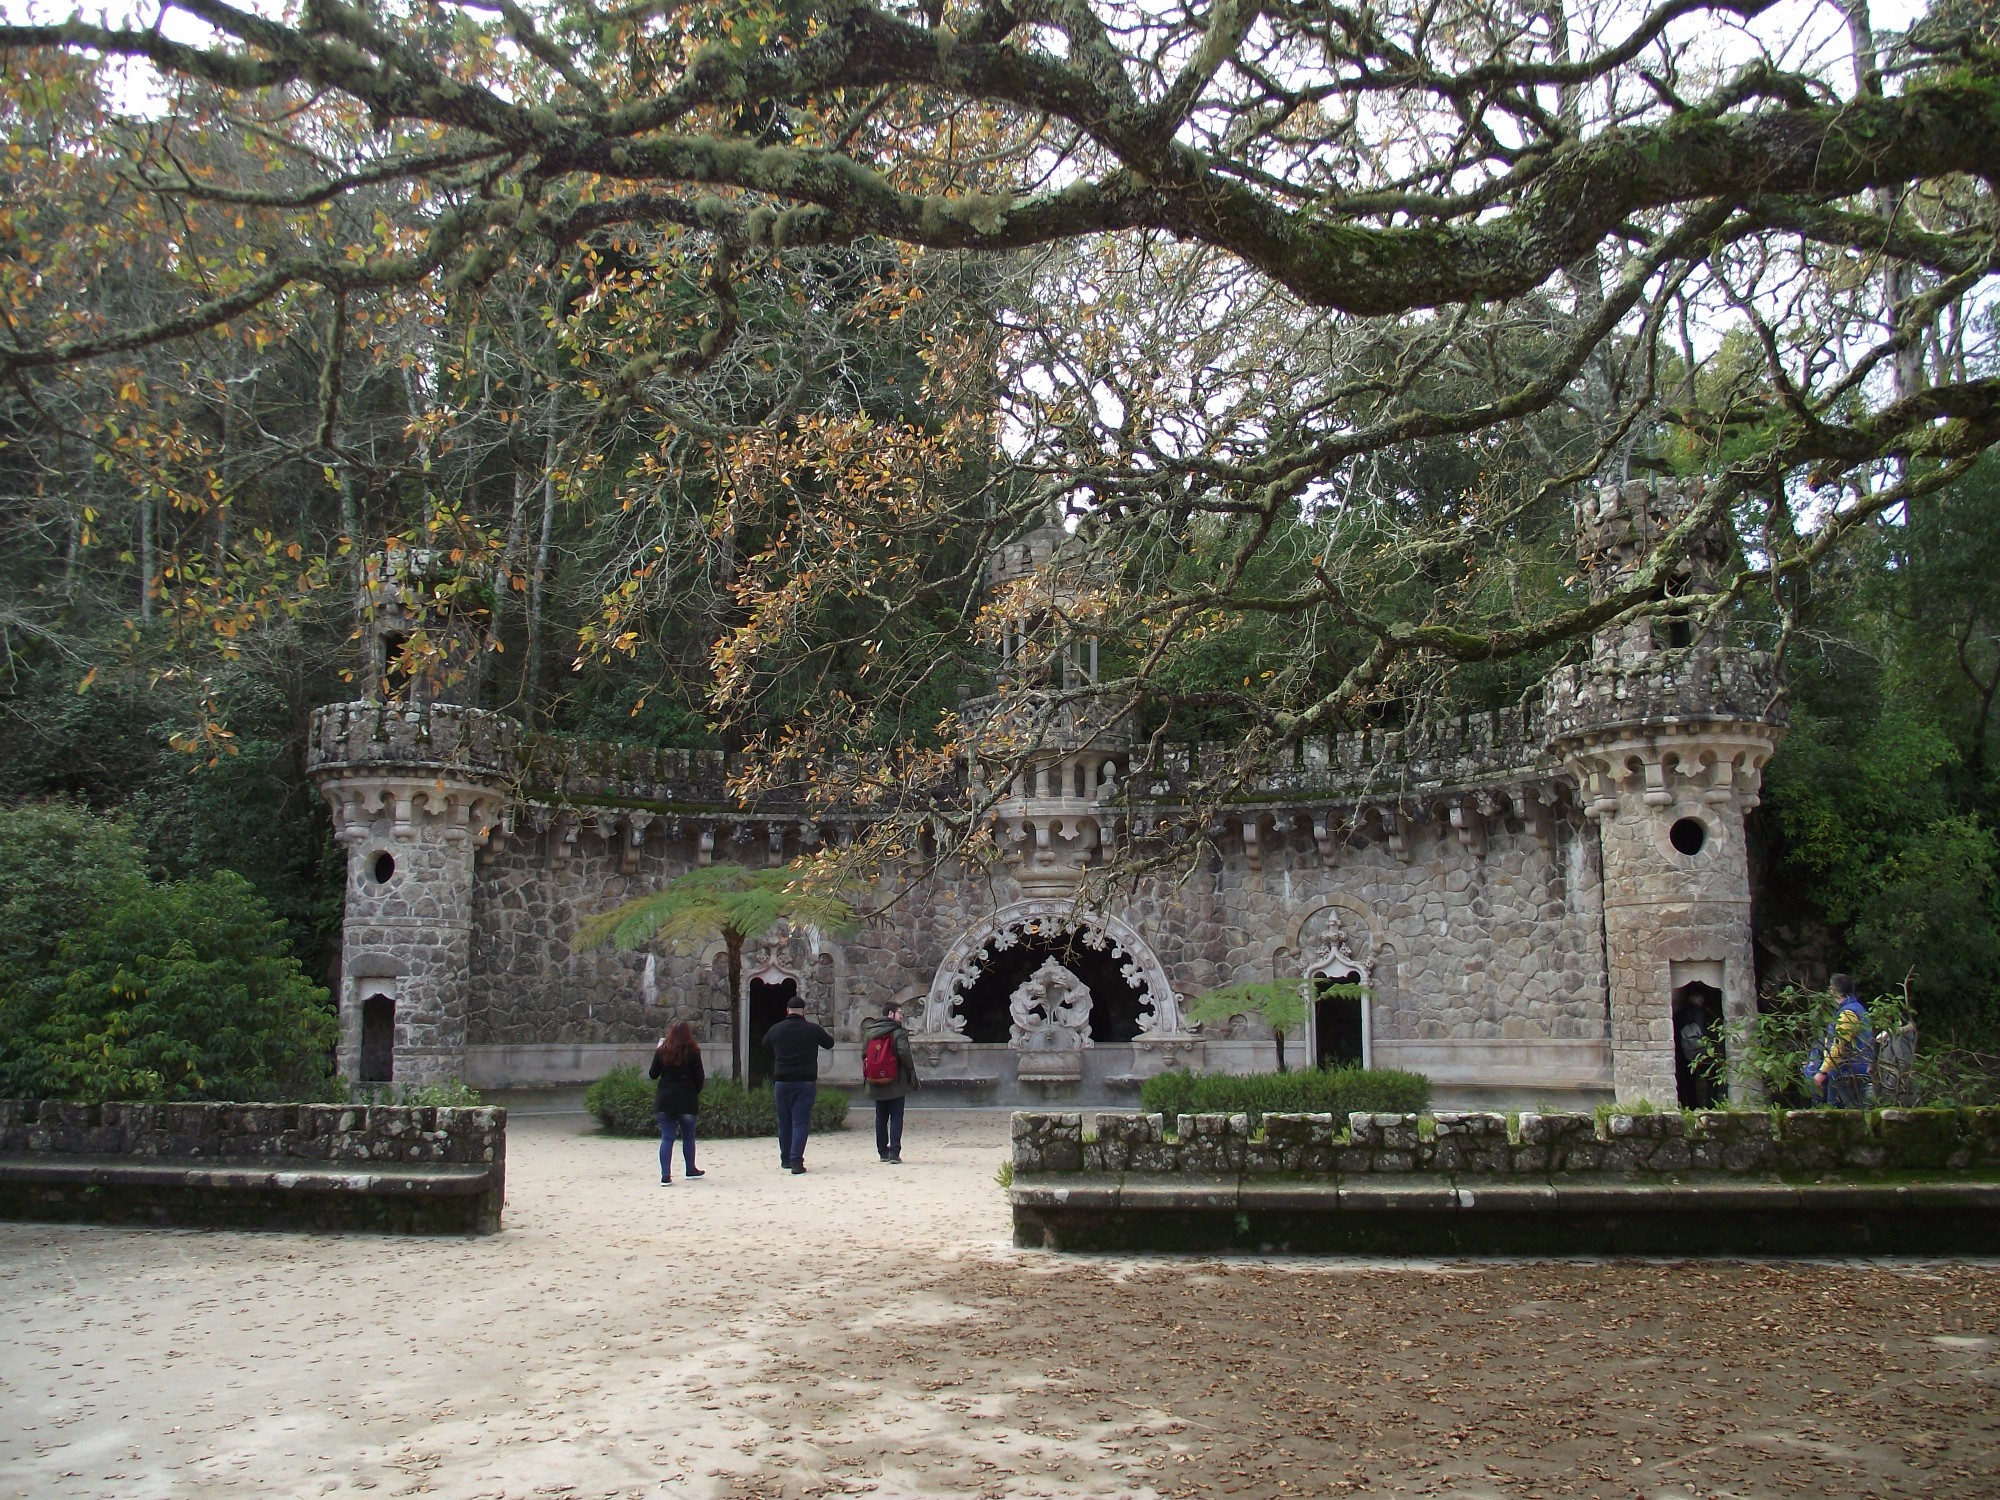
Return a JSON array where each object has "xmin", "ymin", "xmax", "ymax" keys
[
  {"xmin": 586, "ymin": 1066, "xmax": 851, "ymax": 1138},
  {"xmin": 585, "ymin": 1065, "xmax": 656, "ymax": 1134},
  {"xmin": 1139, "ymin": 1067, "xmax": 1431, "ymax": 1130}
]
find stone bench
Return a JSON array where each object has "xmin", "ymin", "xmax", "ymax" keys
[
  {"xmin": 1009, "ymin": 1107, "xmax": 2000, "ymax": 1255},
  {"xmin": 1012, "ymin": 1174, "xmax": 2000, "ymax": 1255},
  {"xmin": 0, "ymin": 1101, "xmax": 506, "ymax": 1235}
]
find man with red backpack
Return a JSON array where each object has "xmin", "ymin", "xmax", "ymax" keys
[{"xmin": 861, "ymin": 999, "xmax": 920, "ymax": 1163}]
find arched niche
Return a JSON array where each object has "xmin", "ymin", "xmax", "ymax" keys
[
  {"xmin": 1278, "ymin": 897, "xmax": 1383, "ymax": 1070},
  {"xmin": 923, "ymin": 901, "xmax": 1182, "ymax": 1037}
]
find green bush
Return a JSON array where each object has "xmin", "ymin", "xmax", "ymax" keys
[
  {"xmin": 1139, "ymin": 1067, "xmax": 1431, "ymax": 1130},
  {"xmin": 0, "ymin": 800, "xmax": 340, "ymax": 1104},
  {"xmin": 585, "ymin": 1066, "xmax": 852, "ymax": 1137}
]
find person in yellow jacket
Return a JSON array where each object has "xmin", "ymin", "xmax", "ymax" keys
[{"xmin": 1806, "ymin": 974, "xmax": 1875, "ymax": 1108}]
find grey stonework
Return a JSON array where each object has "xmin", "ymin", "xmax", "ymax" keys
[
  {"xmin": 1008, "ymin": 1107, "xmax": 2000, "ymax": 1179},
  {"xmin": 0, "ymin": 1099, "xmax": 506, "ymax": 1234},
  {"xmin": 309, "ymin": 482, "xmax": 1787, "ymax": 1107}
]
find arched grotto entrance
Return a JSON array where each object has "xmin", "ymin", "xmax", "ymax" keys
[{"xmin": 950, "ymin": 927, "xmax": 1151, "ymax": 1043}]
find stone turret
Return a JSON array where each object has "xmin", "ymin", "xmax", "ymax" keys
[
  {"xmin": 309, "ymin": 551, "xmax": 509, "ymax": 1088},
  {"xmin": 358, "ymin": 547, "xmax": 492, "ymax": 707},
  {"xmin": 963, "ymin": 515, "xmax": 1131, "ymax": 898},
  {"xmin": 1545, "ymin": 480, "xmax": 1785, "ymax": 1104}
]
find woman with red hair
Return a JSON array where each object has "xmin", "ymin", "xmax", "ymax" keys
[{"xmin": 648, "ymin": 1022, "xmax": 707, "ymax": 1183}]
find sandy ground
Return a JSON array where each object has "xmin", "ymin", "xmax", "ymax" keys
[{"xmin": 2, "ymin": 1107, "xmax": 1997, "ymax": 1500}]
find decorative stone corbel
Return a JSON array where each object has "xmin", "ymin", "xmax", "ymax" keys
[
  {"xmin": 696, "ymin": 825, "xmax": 715, "ymax": 867},
  {"xmin": 1450, "ymin": 799, "xmax": 1486, "ymax": 857},
  {"xmin": 623, "ymin": 811, "xmax": 655, "ymax": 874},
  {"xmin": 1702, "ymin": 753, "xmax": 1737, "ymax": 807},
  {"xmin": 1641, "ymin": 755, "xmax": 1673, "ymax": 807},
  {"xmin": 1383, "ymin": 807, "xmax": 1409, "ymax": 864},
  {"xmin": 1311, "ymin": 811, "xmax": 1338, "ymax": 868}
]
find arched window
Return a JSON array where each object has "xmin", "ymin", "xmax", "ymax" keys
[{"xmin": 359, "ymin": 993, "xmax": 396, "ymax": 1083}]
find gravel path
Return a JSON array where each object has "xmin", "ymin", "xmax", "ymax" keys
[{"xmin": 2, "ymin": 1108, "xmax": 1996, "ymax": 1500}]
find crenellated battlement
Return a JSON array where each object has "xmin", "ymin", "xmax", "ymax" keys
[
  {"xmin": 310, "ymin": 700, "xmax": 518, "ymax": 780},
  {"xmin": 1132, "ymin": 701, "xmax": 1547, "ymax": 801},
  {"xmin": 1543, "ymin": 647, "xmax": 1784, "ymax": 744}
]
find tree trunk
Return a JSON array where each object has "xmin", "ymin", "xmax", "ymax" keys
[
  {"xmin": 524, "ymin": 422, "xmax": 558, "ymax": 721},
  {"xmin": 1274, "ymin": 1028, "xmax": 1288, "ymax": 1074},
  {"xmin": 138, "ymin": 497, "xmax": 155, "ymax": 620},
  {"xmin": 726, "ymin": 929, "xmax": 746, "ymax": 1082}
]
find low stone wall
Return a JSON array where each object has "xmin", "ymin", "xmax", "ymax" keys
[
  {"xmin": 1009, "ymin": 1108, "xmax": 2000, "ymax": 1254},
  {"xmin": 0, "ymin": 1101, "xmax": 506, "ymax": 1235}
]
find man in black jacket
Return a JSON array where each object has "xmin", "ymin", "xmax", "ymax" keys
[{"xmin": 761, "ymin": 996, "xmax": 835, "ymax": 1173}]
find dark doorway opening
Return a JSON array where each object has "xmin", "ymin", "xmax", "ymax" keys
[
  {"xmin": 1314, "ymin": 973, "xmax": 1365, "ymax": 1069},
  {"xmin": 359, "ymin": 993, "xmax": 396, "ymax": 1083},
  {"xmin": 953, "ymin": 927, "xmax": 1149, "ymax": 1043},
  {"xmin": 746, "ymin": 976, "xmax": 797, "ymax": 1085},
  {"xmin": 1673, "ymin": 981, "xmax": 1724, "ymax": 1107},
  {"xmin": 380, "ymin": 631, "xmax": 412, "ymax": 700}
]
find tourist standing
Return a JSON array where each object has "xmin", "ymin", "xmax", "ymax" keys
[
  {"xmin": 762, "ymin": 997, "xmax": 835, "ymax": 1173},
  {"xmin": 861, "ymin": 999, "xmax": 920, "ymax": 1163},
  {"xmin": 648, "ymin": 1022, "xmax": 707, "ymax": 1183},
  {"xmin": 1809, "ymin": 973, "xmax": 1875, "ymax": 1108}
]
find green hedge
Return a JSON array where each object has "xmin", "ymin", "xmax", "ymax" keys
[
  {"xmin": 585, "ymin": 1065, "xmax": 851, "ymax": 1138},
  {"xmin": 1138, "ymin": 1067, "xmax": 1431, "ymax": 1129}
]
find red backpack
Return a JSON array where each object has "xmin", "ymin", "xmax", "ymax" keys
[{"xmin": 862, "ymin": 1032, "xmax": 900, "ymax": 1084}]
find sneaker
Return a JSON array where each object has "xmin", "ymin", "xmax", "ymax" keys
[
  {"xmin": 790, "ymin": 1164, "xmax": 807, "ymax": 1174},
  {"xmin": 660, "ymin": 1177, "xmax": 672, "ymax": 1185},
  {"xmin": 888, "ymin": 1155, "xmax": 902, "ymax": 1164},
  {"xmin": 686, "ymin": 1168, "xmax": 705, "ymax": 1178}
]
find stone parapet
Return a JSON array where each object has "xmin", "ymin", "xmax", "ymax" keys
[
  {"xmin": 0, "ymin": 1100, "xmax": 506, "ymax": 1234},
  {"xmin": 1131, "ymin": 703, "xmax": 1546, "ymax": 802},
  {"xmin": 1543, "ymin": 648, "xmax": 1784, "ymax": 745},
  {"xmin": 310, "ymin": 701, "xmax": 519, "ymax": 780},
  {"xmin": 961, "ymin": 691, "xmax": 1135, "ymax": 756},
  {"xmin": 1009, "ymin": 1107, "xmax": 2000, "ymax": 1179},
  {"xmin": 0, "ymin": 1098, "xmax": 505, "ymax": 1166},
  {"xmin": 1011, "ymin": 1108, "xmax": 2000, "ymax": 1253}
]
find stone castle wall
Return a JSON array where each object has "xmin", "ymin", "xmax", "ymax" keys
[
  {"xmin": 311, "ymin": 483, "xmax": 1789, "ymax": 1109},
  {"xmin": 426, "ymin": 788, "xmax": 1613, "ymax": 1104}
]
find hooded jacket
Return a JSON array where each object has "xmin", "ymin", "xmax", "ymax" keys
[{"xmin": 861, "ymin": 1015, "xmax": 919, "ymax": 1101}]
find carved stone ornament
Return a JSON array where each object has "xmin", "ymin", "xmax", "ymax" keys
[
  {"xmin": 742, "ymin": 924, "xmax": 812, "ymax": 991},
  {"xmin": 921, "ymin": 900, "xmax": 1185, "ymax": 1035},
  {"xmin": 1007, "ymin": 959, "xmax": 1095, "ymax": 1050},
  {"xmin": 1306, "ymin": 921, "xmax": 1370, "ymax": 984}
]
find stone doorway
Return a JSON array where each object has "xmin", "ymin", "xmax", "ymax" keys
[
  {"xmin": 359, "ymin": 992, "xmax": 396, "ymax": 1083},
  {"xmin": 745, "ymin": 976, "xmax": 797, "ymax": 1085},
  {"xmin": 1313, "ymin": 974, "xmax": 1365, "ymax": 1069},
  {"xmin": 1673, "ymin": 981, "xmax": 1724, "ymax": 1108}
]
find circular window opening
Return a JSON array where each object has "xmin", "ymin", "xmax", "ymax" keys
[
  {"xmin": 370, "ymin": 850, "xmax": 397, "ymax": 884},
  {"xmin": 1669, "ymin": 817, "xmax": 1707, "ymax": 857}
]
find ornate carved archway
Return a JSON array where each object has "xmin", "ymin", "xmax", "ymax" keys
[
  {"xmin": 1281, "ymin": 897, "xmax": 1379, "ymax": 1069},
  {"xmin": 923, "ymin": 901, "xmax": 1184, "ymax": 1035}
]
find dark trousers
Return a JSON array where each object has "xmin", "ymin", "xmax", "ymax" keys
[
  {"xmin": 655, "ymin": 1111, "xmax": 697, "ymax": 1178},
  {"xmin": 1825, "ymin": 1075, "xmax": 1872, "ymax": 1109},
  {"xmin": 773, "ymin": 1080, "xmax": 816, "ymax": 1166},
  {"xmin": 874, "ymin": 1096, "xmax": 906, "ymax": 1159}
]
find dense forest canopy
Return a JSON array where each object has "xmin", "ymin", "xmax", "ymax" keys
[{"xmin": 0, "ymin": 0, "xmax": 1996, "ymax": 1027}]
